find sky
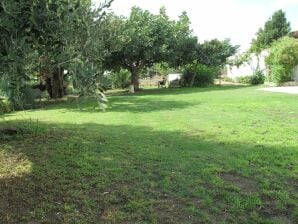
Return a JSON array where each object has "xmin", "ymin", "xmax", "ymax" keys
[{"xmin": 93, "ymin": 0, "xmax": 298, "ymax": 51}]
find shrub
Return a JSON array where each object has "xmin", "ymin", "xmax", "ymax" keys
[
  {"xmin": 236, "ymin": 71, "xmax": 265, "ymax": 85},
  {"xmin": 266, "ymin": 37, "xmax": 298, "ymax": 85},
  {"xmin": 181, "ymin": 64, "xmax": 217, "ymax": 87},
  {"xmin": 0, "ymin": 98, "xmax": 12, "ymax": 114},
  {"xmin": 250, "ymin": 71, "xmax": 265, "ymax": 84},
  {"xmin": 236, "ymin": 76, "xmax": 252, "ymax": 84},
  {"xmin": 108, "ymin": 69, "xmax": 131, "ymax": 89}
]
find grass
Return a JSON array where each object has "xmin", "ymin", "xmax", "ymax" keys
[{"xmin": 0, "ymin": 85, "xmax": 297, "ymax": 223}]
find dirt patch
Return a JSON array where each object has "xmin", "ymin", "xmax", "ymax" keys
[
  {"xmin": 221, "ymin": 172, "xmax": 258, "ymax": 193},
  {"xmin": 154, "ymin": 198, "xmax": 191, "ymax": 223}
]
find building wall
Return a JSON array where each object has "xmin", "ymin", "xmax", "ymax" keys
[
  {"xmin": 226, "ymin": 51, "xmax": 298, "ymax": 82},
  {"xmin": 292, "ymin": 65, "xmax": 298, "ymax": 81},
  {"xmin": 226, "ymin": 51, "xmax": 268, "ymax": 79}
]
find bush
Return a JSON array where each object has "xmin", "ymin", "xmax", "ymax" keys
[
  {"xmin": 237, "ymin": 76, "xmax": 252, "ymax": 84},
  {"xmin": 266, "ymin": 37, "xmax": 298, "ymax": 85},
  {"xmin": 250, "ymin": 71, "xmax": 265, "ymax": 84},
  {"xmin": 181, "ymin": 64, "xmax": 217, "ymax": 87},
  {"xmin": 0, "ymin": 98, "xmax": 12, "ymax": 114},
  {"xmin": 236, "ymin": 71, "xmax": 265, "ymax": 85},
  {"xmin": 108, "ymin": 69, "xmax": 131, "ymax": 89}
]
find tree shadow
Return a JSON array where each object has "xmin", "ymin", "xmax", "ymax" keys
[
  {"xmin": 0, "ymin": 85, "xmax": 252, "ymax": 117},
  {"xmin": 108, "ymin": 85, "xmax": 252, "ymax": 97},
  {"xmin": 0, "ymin": 121, "xmax": 296, "ymax": 223},
  {"xmin": 32, "ymin": 95, "xmax": 195, "ymax": 114}
]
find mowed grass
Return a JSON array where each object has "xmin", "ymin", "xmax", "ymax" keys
[{"xmin": 0, "ymin": 86, "xmax": 297, "ymax": 223}]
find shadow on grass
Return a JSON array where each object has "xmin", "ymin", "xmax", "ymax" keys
[
  {"xmin": 0, "ymin": 85, "xmax": 251, "ymax": 117},
  {"xmin": 108, "ymin": 85, "xmax": 252, "ymax": 97},
  {"xmin": 0, "ymin": 121, "xmax": 296, "ymax": 223}
]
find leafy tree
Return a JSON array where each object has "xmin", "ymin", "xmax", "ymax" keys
[
  {"xmin": 251, "ymin": 10, "xmax": 291, "ymax": 53},
  {"xmin": 197, "ymin": 39, "xmax": 238, "ymax": 67},
  {"xmin": 185, "ymin": 39, "xmax": 238, "ymax": 86},
  {"xmin": 167, "ymin": 11, "xmax": 198, "ymax": 68},
  {"xmin": 103, "ymin": 7, "xmax": 197, "ymax": 91},
  {"xmin": 265, "ymin": 37, "xmax": 298, "ymax": 85},
  {"xmin": 0, "ymin": 0, "xmax": 112, "ymax": 108}
]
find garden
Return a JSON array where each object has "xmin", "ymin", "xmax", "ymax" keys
[{"xmin": 0, "ymin": 1, "xmax": 297, "ymax": 223}]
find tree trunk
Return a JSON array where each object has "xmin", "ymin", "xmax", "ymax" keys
[
  {"xmin": 190, "ymin": 72, "xmax": 196, "ymax": 87},
  {"xmin": 190, "ymin": 62, "xmax": 199, "ymax": 87},
  {"xmin": 131, "ymin": 69, "xmax": 140, "ymax": 91},
  {"xmin": 44, "ymin": 67, "xmax": 65, "ymax": 99},
  {"xmin": 40, "ymin": 57, "xmax": 66, "ymax": 99}
]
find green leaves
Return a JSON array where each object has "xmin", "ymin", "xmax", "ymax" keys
[
  {"xmin": 197, "ymin": 39, "xmax": 239, "ymax": 67},
  {"xmin": 265, "ymin": 37, "xmax": 298, "ymax": 84},
  {"xmin": 102, "ymin": 7, "xmax": 197, "ymax": 89},
  {"xmin": 0, "ymin": 0, "xmax": 113, "ymax": 109},
  {"xmin": 251, "ymin": 10, "xmax": 291, "ymax": 52}
]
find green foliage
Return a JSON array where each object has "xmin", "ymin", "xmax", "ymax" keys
[
  {"xmin": 181, "ymin": 64, "xmax": 217, "ymax": 87},
  {"xmin": 0, "ymin": 98, "xmax": 12, "ymax": 114},
  {"xmin": 103, "ymin": 7, "xmax": 197, "ymax": 89},
  {"xmin": 181, "ymin": 39, "xmax": 238, "ymax": 87},
  {"xmin": 197, "ymin": 39, "xmax": 239, "ymax": 67},
  {"xmin": 236, "ymin": 71, "xmax": 265, "ymax": 85},
  {"xmin": 236, "ymin": 76, "xmax": 252, "ymax": 85},
  {"xmin": 108, "ymin": 69, "xmax": 131, "ymax": 89},
  {"xmin": 265, "ymin": 37, "xmax": 298, "ymax": 85},
  {"xmin": 167, "ymin": 11, "xmax": 198, "ymax": 67},
  {"xmin": 251, "ymin": 10, "xmax": 291, "ymax": 52},
  {"xmin": 250, "ymin": 71, "xmax": 265, "ymax": 85},
  {"xmin": 0, "ymin": 0, "xmax": 113, "ymax": 109},
  {"xmin": 145, "ymin": 63, "xmax": 178, "ymax": 77},
  {"xmin": 229, "ymin": 52, "xmax": 250, "ymax": 68}
]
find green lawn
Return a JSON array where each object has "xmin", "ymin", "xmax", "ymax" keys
[{"xmin": 0, "ymin": 86, "xmax": 297, "ymax": 223}]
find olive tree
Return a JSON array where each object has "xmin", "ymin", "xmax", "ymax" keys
[{"xmin": 0, "ymin": 0, "xmax": 112, "ymax": 108}]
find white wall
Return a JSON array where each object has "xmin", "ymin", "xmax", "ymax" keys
[
  {"xmin": 292, "ymin": 65, "xmax": 298, "ymax": 81},
  {"xmin": 167, "ymin": 74, "xmax": 182, "ymax": 82},
  {"xmin": 226, "ymin": 51, "xmax": 268, "ymax": 79}
]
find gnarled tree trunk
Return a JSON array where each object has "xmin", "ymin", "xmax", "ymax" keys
[
  {"xmin": 40, "ymin": 57, "xmax": 66, "ymax": 99},
  {"xmin": 45, "ymin": 67, "xmax": 65, "ymax": 99}
]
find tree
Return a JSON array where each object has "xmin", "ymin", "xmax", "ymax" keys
[
  {"xmin": 0, "ymin": 0, "xmax": 113, "ymax": 108},
  {"xmin": 197, "ymin": 39, "xmax": 238, "ymax": 67},
  {"xmin": 186, "ymin": 39, "xmax": 238, "ymax": 86},
  {"xmin": 167, "ymin": 11, "xmax": 198, "ymax": 68},
  {"xmin": 103, "ymin": 7, "xmax": 197, "ymax": 91},
  {"xmin": 251, "ymin": 10, "xmax": 291, "ymax": 53},
  {"xmin": 265, "ymin": 37, "xmax": 298, "ymax": 85}
]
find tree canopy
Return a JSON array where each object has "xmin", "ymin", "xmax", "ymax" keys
[
  {"xmin": 265, "ymin": 37, "xmax": 298, "ymax": 84},
  {"xmin": 103, "ymin": 7, "xmax": 197, "ymax": 90},
  {"xmin": 196, "ymin": 39, "xmax": 238, "ymax": 67},
  {"xmin": 0, "ymin": 0, "xmax": 112, "ymax": 108},
  {"xmin": 183, "ymin": 39, "xmax": 238, "ymax": 87},
  {"xmin": 250, "ymin": 10, "xmax": 291, "ymax": 53}
]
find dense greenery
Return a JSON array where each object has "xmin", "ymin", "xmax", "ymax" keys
[
  {"xmin": 251, "ymin": 10, "xmax": 291, "ymax": 53},
  {"xmin": 184, "ymin": 39, "xmax": 238, "ymax": 87},
  {"xmin": 0, "ymin": 0, "xmax": 112, "ymax": 108},
  {"xmin": 103, "ymin": 7, "xmax": 197, "ymax": 90},
  {"xmin": 108, "ymin": 69, "xmax": 131, "ymax": 89},
  {"xmin": 236, "ymin": 71, "xmax": 265, "ymax": 85},
  {"xmin": 265, "ymin": 37, "xmax": 298, "ymax": 85},
  {"xmin": 181, "ymin": 64, "xmax": 218, "ymax": 87},
  {"xmin": 1, "ymin": 86, "xmax": 297, "ymax": 223}
]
